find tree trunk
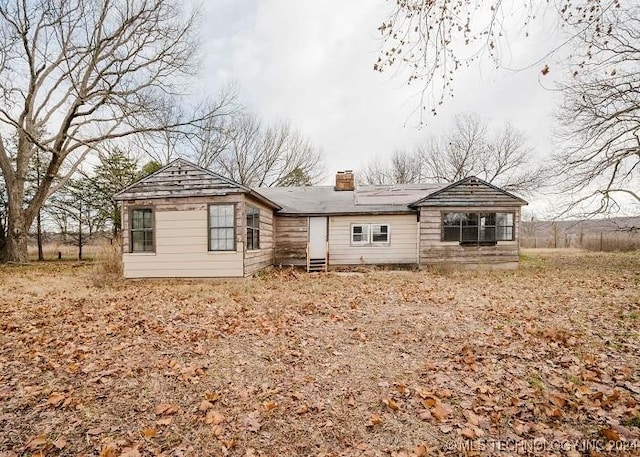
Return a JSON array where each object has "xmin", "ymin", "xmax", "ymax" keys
[
  {"xmin": 5, "ymin": 192, "xmax": 30, "ymax": 263},
  {"xmin": 37, "ymin": 210, "xmax": 44, "ymax": 261}
]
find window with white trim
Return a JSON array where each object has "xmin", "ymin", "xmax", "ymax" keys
[
  {"xmin": 209, "ymin": 204, "xmax": 235, "ymax": 251},
  {"xmin": 351, "ymin": 223, "xmax": 390, "ymax": 245},
  {"xmin": 351, "ymin": 224, "xmax": 370, "ymax": 244},
  {"xmin": 371, "ymin": 224, "xmax": 390, "ymax": 243}
]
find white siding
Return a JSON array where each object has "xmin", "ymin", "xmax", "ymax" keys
[
  {"xmin": 328, "ymin": 214, "xmax": 418, "ymax": 265},
  {"xmin": 123, "ymin": 209, "xmax": 244, "ymax": 278}
]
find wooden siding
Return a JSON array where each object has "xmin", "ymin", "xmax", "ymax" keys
[
  {"xmin": 123, "ymin": 209, "xmax": 244, "ymax": 278},
  {"xmin": 413, "ymin": 178, "xmax": 526, "ymax": 207},
  {"xmin": 328, "ymin": 214, "xmax": 418, "ymax": 265},
  {"xmin": 274, "ymin": 216, "xmax": 308, "ymax": 266},
  {"xmin": 419, "ymin": 206, "xmax": 521, "ymax": 268},
  {"xmin": 243, "ymin": 196, "xmax": 275, "ymax": 276},
  {"xmin": 116, "ymin": 159, "xmax": 247, "ymax": 200}
]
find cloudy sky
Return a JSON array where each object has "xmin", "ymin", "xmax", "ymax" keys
[{"xmin": 197, "ymin": 0, "xmax": 566, "ymax": 211}]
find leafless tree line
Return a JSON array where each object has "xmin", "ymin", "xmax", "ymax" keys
[
  {"xmin": 139, "ymin": 97, "xmax": 325, "ymax": 188},
  {"xmin": 362, "ymin": 113, "xmax": 546, "ymax": 195},
  {"xmin": 0, "ymin": 0, "xmax": 324, "ymax": 262}
]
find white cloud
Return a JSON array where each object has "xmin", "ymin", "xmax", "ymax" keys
[{"xmin": 198, "ymin": 0, "xmax": 565, "ymax": 214}]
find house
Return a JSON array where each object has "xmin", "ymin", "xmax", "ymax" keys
[{"xmin": 113, "ymin": 159, "xmax": 527, "ymax": 278}]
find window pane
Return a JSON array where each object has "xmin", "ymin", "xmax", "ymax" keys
[
  {"xmin": 479, "ymin": 226, "xmax": 496, "ymax": 242},
  {"xmin": 210, "ymin": 227, "xmax": 234, "ymax": 251},
  {"xmin": 372, "ymin": 224, "xmax": 389, "ymax": 242},
  {"xmin": 443, "ymin": 226, "xmax": 460, "ymax": 241},
  {"xmin": 497, "ymin": 226, "xmax": 513, "ymax": 241},
  {"xmin": 352, "ymin": 225, "xmax": 369, "ymax": 243},
  {"xmin": 443, "ymin": 213, "xmax": 464, "ymax": 226},
  {"xmin": 462, "ymin": 226, "xmax": 479, "ymax": 242},
  {"xmin": 497, "ymin": 213, "xmax": 514, "ymax": 226},
  {"xmin": 209, "ymin": 205, "xmax": 235, "ymax": 228},
  {"xmin": 132, "ymin": 231, "xmax": 144, "ymax": 251},
  {"xmin": 461, "ymin": 213, "xmax": 478, "ymax": 226},
  {"xmin": 132, "ymin": 209, "xmax": 152, "ymax": 230},
  {"xmin": 480, "ymin": 213, "xmax": 496, "ymax": 226}
]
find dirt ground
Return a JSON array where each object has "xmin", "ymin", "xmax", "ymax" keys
[{"xmin": 1, "ymin": 252, "xmax": 639, "ymax": 456}]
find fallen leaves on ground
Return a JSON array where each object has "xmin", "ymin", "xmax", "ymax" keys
[{"xmin": 0, "ymin": 251, "xmax": 639, "ymax": 455}]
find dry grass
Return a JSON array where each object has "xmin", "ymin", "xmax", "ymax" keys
[
  {"xmin": 91, "ymin": 240, "xmax": 124, "ymax": 287},
  {"xmin": 1, "ymin": 252, "xmax": 639, "ymax": 456}
]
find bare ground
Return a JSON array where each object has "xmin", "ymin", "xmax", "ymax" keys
[{"xmin": 0, "ymin": 252, "xmax": 639, "ymax": 456}]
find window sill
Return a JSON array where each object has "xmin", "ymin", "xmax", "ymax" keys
[
  {"xmin": 207, "ymin": 250, "xmax": 239, "ymax": 255},
  {"xmin": 459, "ymin": 241, "xmax": 498, "ymax": 246},
  {"xmin": 126, "ymin": 252, "xmax": 156, "ymax": 256}
]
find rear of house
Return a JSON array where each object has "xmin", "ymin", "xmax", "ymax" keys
[
  {"xmin": 114, "ymin": 159, "xmax": 527, "ymax": 278},
  {"xmin": 114, "ymin": 160, "xmax": 280, "ymax": 278}
]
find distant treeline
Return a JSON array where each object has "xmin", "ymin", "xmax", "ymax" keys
[{"xmin": 520, "ymin": 217, "xmax": 640, "ymax": 251}]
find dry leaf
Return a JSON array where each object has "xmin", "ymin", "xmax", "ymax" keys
[
  {"xmin": 413, "ymin": 443, "xmax": 429, "ymax": 457},
  {"xmin": 601, "ymin": 428, "xmax": 621, "ymax": 441},
  {"xmin": 432, "ymin": 404, "xmax": 450, "ymax": 422},
  {"xmin": 155, "ymin": 403, "xmax": 179, "ymax": 415},
  {"xmin": 48, "ymin": 392, "xmax": 65, "ymax": 407},
  {"xmin": 52, "ymin": 437, "xmax": 67, "ymax": 449},
  {"xmin": 262, "ymin": 401, "xmax": 277, "ymax": 411},
  {"xmin": 119, "ymin": 446, "xmax": 141, "ymax": 457},
  {"xmin": 204, "ymin": 391, "xmax": 219, "ymax": 402},
  {"xmin": 25, "ymin": 436, "xmax": 47, "ymax": 450},
  {"xmin": 242, "ymin": 414, "xmax": 261, "ymax": 432},
  {"xmin": 199, "ymin": 400, "xmax": 214, "ymax": 411},
  {"xmin": 461, "ymin": 427, "xmax": 476, "ymax": 440},
  {"xmin": 205, "ymin": 410, "xmax": 225, "ymax": 425},
  {"xmin": 369, "ymin": 414, "xmax": 383, "ymax": 426},
  {"xmin": 383, "ymin": 397, "xmax": 400, "ymax": 411},
  {"xmin": 99, "ymin": 446, "xmax": 117, "ymax": 457},
  {"xmin": 141, "ymin": 427, "xmax": 157, "ymax": 438},
  {"xmin": 156, "ymin": 418, "xmax": 172, "ymax": 426}
]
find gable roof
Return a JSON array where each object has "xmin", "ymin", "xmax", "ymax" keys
[
  {"xmin": 113, "ymin": 158, "xmax": 281, "ymax": 209},
  {"xmin": 409, "ymin": 176, "xmax": 528, "ymax": 207},
  {"xmin": 257, "ymin": 185, "xmax": 431, "ymax": 216}
]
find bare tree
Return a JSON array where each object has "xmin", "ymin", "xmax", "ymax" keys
[
  {"xmin": 362, "ymin": 114, "xmax": 545, "ymax": 194},
  {"xmin": 210, "ymin": 113, "xmax": 324, "ymax": 187},
  {"xmin": 553, "ymin": 3, "xmax": 639, "ymax": 215},
  {"xmin": 361, "ymin": 150, "xmax": 423, "ymax": 185},
  {"xmin": 0, "ymin": 0, "xmax": 212, "ymax": 262},
  {"xmin": 376, "ymin": 0, "xmax": 625, "ymax": 120},
  {"xmin": 139, "ymin": 89, "xmax": 238, "ymax": 166}
]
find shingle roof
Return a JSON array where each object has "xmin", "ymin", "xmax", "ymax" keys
[{"xmin": 256, "ymin": 184, "xmax": 442, "ymax": 215}]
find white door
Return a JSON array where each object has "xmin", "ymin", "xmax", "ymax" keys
[{"xmin": 308, "ymin": 217, "xmax": 328, "ymax": 258}]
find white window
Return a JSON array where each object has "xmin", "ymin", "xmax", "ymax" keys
[
  {"xmin": 351, "ymin": 223, "xmax": 390, "ymax": 245},
  {"xmin": 209, "ymin": 204, "xmax": 235, "ymax": 251},
  {"xmin": 371, "ymin": 224, "xmax": 390, "ymax": 243},
  {"xmin": 351, "ymin": 224, "xmax": 370, "ymax": 244}
]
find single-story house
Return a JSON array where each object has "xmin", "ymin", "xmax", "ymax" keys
[{"xmin": 113, "ymin": 158, "xmax": 527, "ymax": 278}]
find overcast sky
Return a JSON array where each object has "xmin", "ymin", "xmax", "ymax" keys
[{"xmin": 197, "ymin": 0, "xmax": 566, "ymax": 213}]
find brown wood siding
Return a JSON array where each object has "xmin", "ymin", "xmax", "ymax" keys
[
  {"xmin": 419, "ymin": 206, "xmax": 521, "ymax": 267},
  {"xmin": 243, "ymin": 196, "xmax": 275, "ymax": 276},
  {"xmin": 116, "ymin": 160, "xmax": 246, "ymax": 200},
  {"xmin": 415, "ymin": 180, "xmax": 525, "ymax": 207},
  {"xmin": 274, "ymin": 216, "xmax": 308, "ymax": 266}
]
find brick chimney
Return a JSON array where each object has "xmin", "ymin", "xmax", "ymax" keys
[{"xmin": 335, "ymin": 170, "xmax": 355, "ymax": 191}]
